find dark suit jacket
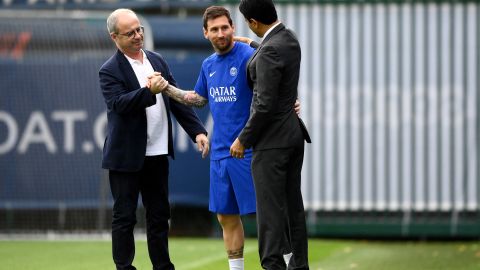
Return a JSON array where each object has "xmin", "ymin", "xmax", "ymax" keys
[
  {"xmin": 99, "ymin": 49, "xmax": 206, "ymax": 172},
  {"xmin": 239, "ymin": 24, "xmax": 310, "ymax": 150}
]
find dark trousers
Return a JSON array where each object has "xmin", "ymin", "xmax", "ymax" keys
[
  {"xmin": 252, "ymin": 143, "xmax": 309, "ymax": 270},
  {"xmin": 109, "ymin": 155, "xmax": 174, "ymax": 270}
]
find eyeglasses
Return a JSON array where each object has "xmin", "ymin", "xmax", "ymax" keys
[{"xmin": 117, "ymin": 26, "xmax": 144, "ymax": 39}]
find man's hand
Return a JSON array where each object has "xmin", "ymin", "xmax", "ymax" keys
[
  {"xmin": 294, "ymin": 99, "xmax": 301, "ymax": 116},
  {"xmin": 233, "ymin": 36, "xmax": 253, "ymax": 45},
  {"xmin": 147, "ymin": 72, "xmax": 169, "ymax": 94},
  {"xmin": 195, "ymin": 133, "xmax": 210, "ymax": 158},
  {"xmin": 230, "ymin": 138, "xmax": 245, "ymax": 159}
]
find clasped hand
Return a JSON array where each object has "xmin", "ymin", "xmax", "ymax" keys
[
  {"xmin": 147, "ymin": 72, "xmax": 210, "ymax": 158},
  {"xmin": 146, "ymin": 72, "xmax": 168, "ymax": 94}
]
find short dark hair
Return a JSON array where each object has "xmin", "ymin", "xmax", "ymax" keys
[
  {"xmin": 203, "ymin": 6, "xmax": 233, "ymax": 29},
  {"xmin": 239, "ymin": 0, "xmax": 278, "ymax": 25}
]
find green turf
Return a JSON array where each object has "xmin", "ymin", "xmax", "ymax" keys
[{"xmin": 0, "ymin": 238, "xmax": 478, "ymax": 270}]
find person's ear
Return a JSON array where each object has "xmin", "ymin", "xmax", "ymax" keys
[
  {"xmin": 249, "ymin": 19, "xmax": 258, "ymax": 29},
  {"xmin": 203, "ymin": 27, "xmax": 208, "ymax": 39}
]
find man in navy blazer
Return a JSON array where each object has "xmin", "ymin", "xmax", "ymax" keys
[{"xmin": 99, "ymin": 9, "xmax": 208, "ymax": 270}]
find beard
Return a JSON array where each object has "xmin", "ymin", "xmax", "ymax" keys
[{"xmin": 213, "ymin": 36, "xmax": 233, "ymax": 53}]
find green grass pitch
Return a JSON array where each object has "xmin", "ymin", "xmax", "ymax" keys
[{"xmin": 0, "ymin": 238, "xmax": 479, "ymax": 269}]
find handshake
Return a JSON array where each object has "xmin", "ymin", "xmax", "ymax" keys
[{"xmin": 146, "ymin": 72, "xmax": 169, "ymax": 94}]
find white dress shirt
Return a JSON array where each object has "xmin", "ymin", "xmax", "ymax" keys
[{"xmin": 125, "ymin": 50, "xmax": 169, "ymax": 156}]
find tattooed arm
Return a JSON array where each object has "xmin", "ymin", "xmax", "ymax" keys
[
  {"xmin": 164, "ymin": 84, "xmax": 208, "ymax": 108},
  {"xmin": 148, "ymin": 72, "xmax": 208, "ymax": 108}
]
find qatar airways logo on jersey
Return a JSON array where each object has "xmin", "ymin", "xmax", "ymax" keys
[{"xmin": 209, "ymin": 86, "xmax": 237, "ymax": 103}]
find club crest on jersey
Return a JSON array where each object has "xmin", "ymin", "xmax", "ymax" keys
[{"xmin": 230, "ymin": 67, "xmax": 237, "ymax": 77}]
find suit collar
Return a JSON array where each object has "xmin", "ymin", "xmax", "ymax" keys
[
  {"xmin": 143, "ymin": 50, "xmax": 162, "ymax": 71},
  {"xmin": 247, "ymin": 24, "xmax": 285, "ymax": 68},
  {"xmin": 123, "ymin": 49, "xmax": 147, "ymax": 65},
  {"xmin": 115, "ymin": 49, "xmax": 158, "ymax": 74},
  {"xmin": 261, "ymin": 23, "xmax": 285, "ymax": 45},
  {"xmin": 262, "ymin": 22, "xmax": 282, "ymax": 42}
]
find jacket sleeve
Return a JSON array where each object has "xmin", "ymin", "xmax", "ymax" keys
[
  {"xmin": 99, "ymin": 66, "xmax": 156, "ymax": 114},
  {"xmin": 239, "ymin": 45, "xmax": 282, "ymax": 148},
  {"xmin": 250, "ymin": 40, "xmax": 260, "ymax": 49}
]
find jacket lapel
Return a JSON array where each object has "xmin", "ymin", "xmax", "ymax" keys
[
  {"xmin": 246, "ymin": 23, "xmax": 286, "ymax": 88},
  {"xmin": 116, "ymin": 50, "xmax": 141, "ymax": 90},
  {"xmin": 247, "ymin": 45, "xmax": 261, "ymax": 68}
]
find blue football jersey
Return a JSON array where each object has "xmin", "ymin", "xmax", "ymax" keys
[{"xmin": 194, "ymin": 42, "xmax": 255, "ymax": 160}]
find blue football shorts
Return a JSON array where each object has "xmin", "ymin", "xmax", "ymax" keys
[{"xmin": 209, "ymin": 152, "xmax": 256, "ymax": 215}]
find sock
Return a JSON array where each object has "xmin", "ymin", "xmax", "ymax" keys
[
  {"xmin": 283, "ymin": 252, "xmax": 293, "ymax": 266},
  {"xmin": 228, "ymin": 258, "xmax": 244, "ymax": 270}
]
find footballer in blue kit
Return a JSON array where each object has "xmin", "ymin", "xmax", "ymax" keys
[
  {"xmin": 194, "ymin": 41, "xmax": 257, "ymax": 216},
  {"xmin": 150, "ymin": 6, "xmax": 257, "ymax": 270}
]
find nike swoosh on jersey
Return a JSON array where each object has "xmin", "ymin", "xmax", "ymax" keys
[{"xmin": 209, "ymin": 71, "xmax": 216, "ymax": 77}]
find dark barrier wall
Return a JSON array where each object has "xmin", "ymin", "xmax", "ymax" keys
[{"xmin": 0, "ymin": 13, "xmax": 213, "ymax": 210}]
